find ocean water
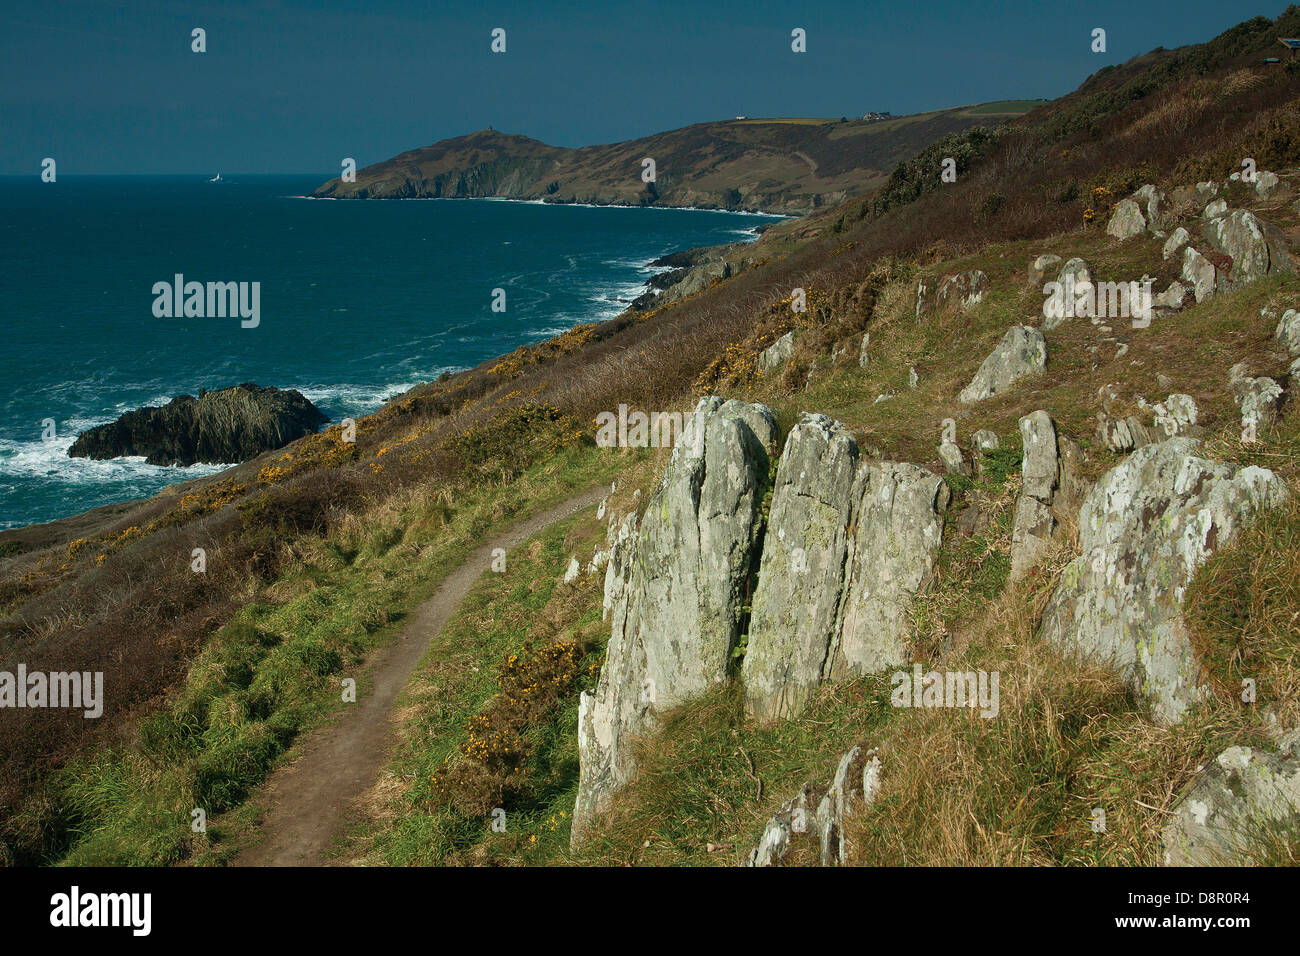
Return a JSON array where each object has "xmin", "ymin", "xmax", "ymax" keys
[{"xmin": 0, "ymin": 175, "xmax": 779, "ymax": 530}]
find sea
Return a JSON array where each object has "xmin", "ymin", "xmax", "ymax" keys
[{"xmin": 0, "ymin": 175, "xmax": 780, "ymax": 530}]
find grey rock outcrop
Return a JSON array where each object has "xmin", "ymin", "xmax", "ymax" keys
[
  {"xmin": 858, "ymin": 332, "xmax": 871, "ymax": 369},
  {"xmin": 745, "ymin": 746, "xmax": 882, "ymax": 867},
  {"xmin": 1164, "ymin": 744, "xmax": 1300, "ymax": 865},
  {"xmin": 1009, "ymin": 411, "xmax": 1079, "ymax": 579},
  {"xmin": 742, "ymin": 416, "xmax": 859, "ymax": 721},
  {"xmin": 936, "ymin": 270, "xmax": 989, "ymax": 311},
  {"xmin": 760, "ymin": 331, "xmax": 795, "ymax": 372},
  {"xmin": 957, "ymin": 325, "xmax": 1048, "ymax": 404},
  {"xmin": 830, "ymin": 462, "xmax": 950, "ymax": 681},
  {"xmin": 1205, "ymin": 209, "xmax": 1293, "ymax": 290},
  {"xmin": 938, "ymin": 440, "xmax": 969, "ymax": 477},
  {"xmin": 1057, "ymin": 257, "xmax": 1091, "ymax": 289},
  {"xmin": 1276, "ymin": 309, "xmax": 1300, "ymax": 357},
  {"xmin": 1106, "ymin": 198, "xmax": 1146, "ymax": 239},
  {"xmin": 1162, "ymin": 227, "xmax": 1190, "ymax": 261},
  {"xmin": 1040, "ymin": 438, "xmax": 1288, "ymax": 723},
  {"xmin": 1181, "ymin": 246, "xmax": 1217, "ymax": 303},
  {"xmin": 1134, "ymin": 184, "xmax": 1170, "ymax": 232},
  {"xmin": 1154, "ymin": 281, "xmax": 1187, "ymax": 310},
  {"xmin": 573, "ymin": 396, "xmax": 777, "ymax": 845},
  {"xmin": 1030, "ymin": 254, "xmax": 1062, "ymax": 285},
  {"xmin": 1095, "ymin": 413, "xmax": 1155, "ymax": 454},
  {"xmin": 743, "ymin": 417, "xmax": 949, "ymax": 721},
  {"xmin": 1255, "ymin": 170, "xmax": 1287, "ymax": 200},
  {"xmin": 1151, "ymin": 394, "xmax": 1199, "ymax": 438}
]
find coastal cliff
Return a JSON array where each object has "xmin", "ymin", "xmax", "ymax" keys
[{"xmin": 311, "ymin": 106, "xmax": 1025, "ymax": 213}]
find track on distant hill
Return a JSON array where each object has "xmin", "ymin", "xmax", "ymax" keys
[{"xmin": 232, "ymin": 484, "xmax": 610, "ymax": 867}]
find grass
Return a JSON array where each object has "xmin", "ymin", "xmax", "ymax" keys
[
  {"xmin": 14, "ymin": 442, "xmax": 635, "ymax": 866},
  {"xmin": 331, "ymin": 459, "xmax": 662, "ymax": 865},
  {"xmin": 7, "ymin": 8, "xmax": 1300, "ymax": 867}
]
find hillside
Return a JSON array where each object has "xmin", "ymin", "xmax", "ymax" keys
[
  {"xmin": 310, "ymin": 105, "xmax": 1036, "ymax": 214},
  {"xmin": 5, "ymin": 10, "xmax": 1300, "ymax": 868}
]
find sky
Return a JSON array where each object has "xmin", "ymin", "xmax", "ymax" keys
[{"xmin": 1, "ymin": 0, "xmax": 1291, "ymax": 175}]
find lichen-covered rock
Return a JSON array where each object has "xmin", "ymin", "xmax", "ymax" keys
[
  {"xmin": 1040, "ymin": 438, "xmax": 1288, "ymax": 723},
  {"xmin": 1236, "ymin": 376, "xmax": 1283, "ymax": 428},
  {"xmin": 760, "ymin": 331, "xmax": 795, "ymax": 372},
  {"xmin": 1255, "ymin": 170, "xmax": 1287, "ymax": 200},
  {"xmin": 830, "ymin": 462, "xmax": 949, "ymax": 679},
  {"xmin": 742, "ymin": 416, "xmax": 859, "ymax": 722},
  {"xmin": 1181, "ymin": 246, "xmax": 1217, "ymax": 303},
  {"xmin": 1057, "ymin": 257, "xmax": 1091, "ymax": 289},
  {"xmin": 1134, "ymin": 184, "xmax": 1170, "ymax": 232},
  {"xmin": 1276, "ymin": 309, "xmax": 1300, "ymax": 357},
  {"xmin": 1154, "ymin": 280, "xmax": 1187, "ymax": 310},
  {"xmin": 1162, "ymin": 227, "xmax": 1190, "ymax": 261},
  {"xmin": 936, "ymin": 270, "xmax": 989, "ymax": 310},
  {"xmin": 858, "ymin": 331, "xmax": 871, "ymax": 369},
  {"xmin": 745, "ymin": 746, "xmax": 881, "ymax": 867},
  {"xmin": 1203, "ymin": 199, "xmax": 1228, "ymax": 219},
  {"xmin": 1164, "ymin": 745, "xmax": 1300, "ymax": 865},
  {"xmin": 1018, "ymin": 410, "xmax": 1058, "ymax": 501},
  {"xmin": 573, "ymin": 397, "xmax": 777, "ymax": 845},
  {"xmin": 1106, "ymin": 198, "xmax": 1146, "ymax": 239},
  {"xmin": 1030, "ymin": 254, "xmax": 1062, "ymax": 285},
  {"xmin": 1010, "ymin": 411, "xmax": 1058, "ymax": 579},
  {"xmin": 1151, "ymin": 394, "xmax": 1199, "ymax": 439},
  {"xmin": 957, "ymin": 325, "xmax": 1048, "ymax": 404},
  {"xmin": 937, "ymin": 440, "xmax": 969, "ymax": 477},
  {"xmin": 1205, "ymin": 209, "xmax": 1293, "ymax": 290},
  {"xmin": 744, "ymin": 421, "xmax": 948, "ymax": 721}
]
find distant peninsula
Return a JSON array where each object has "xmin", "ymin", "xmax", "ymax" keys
[{"xmin": 311, "ymin": 104, "xmax": 1036, "ymax": 215}]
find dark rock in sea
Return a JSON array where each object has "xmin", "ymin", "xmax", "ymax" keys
[
  {"xmin": 649, "ymin": 247, "xmax": 718, "ymax": 269},
  {"xmin": 68, "ymin": 383, "xmax": 329, "ymax": 467},
  {"xmin": 630, "ymin": 290, "xmax": 659, "ymax": 311},
  {"xmin": 648, "ymin": 267, "xmax": 690, "ymax": 291}
]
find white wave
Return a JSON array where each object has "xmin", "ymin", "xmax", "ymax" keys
[{"xmin": 0, "ymin": 433, "xmax": 234, "ymax": 483}]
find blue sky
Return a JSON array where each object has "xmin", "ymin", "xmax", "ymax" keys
[{"xmin": 1, "ymin": 0, "xmax": 1290, "ymax": 174}]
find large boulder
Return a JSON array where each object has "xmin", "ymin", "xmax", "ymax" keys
[
  {"xmin": 760, "ymin": 331, "xmax": 795, "ymax": 372},
  {"xmin": 829, "ymin": 462, "xmax": 949, "ymax": 679},
  {"xmin": 1164, "ymin": 744, "xmax": 1300, "ymax": 865},
  {"xmin": 1040, "ymin": 438, "xmax": 1288, "ymax": 723},
  {"xmin": 1204, "ymin": 209, "xmax": 1293, "ymax": 290},
  {"xmin": 1105, "ymin": 198, "xmax": 1146, "ymax": 239},
  {"xmin": 743, "ymin": 419, "xmax": 949, "ymax": 721},
  {"xmin": 741, "ymin": 416, "xmax": 859, "ymax": 722},
  {"xmin": 67, "ymin": 383, "xmax": 328, "ymax": 466},
  {"xmin": 1180, "ymin": 246, "xmax": 1217, "ymax": 303},
  {"xmin": 572, "ymin": 397, "xmax": 777, "ymax": 845},
  {"xmin": 957, "ymin": 326, "xmax": 1048, "ymax": 404},
  {"xmin": 1134, "ymin": 184, "xmax": 1170, "ymax": 232}
]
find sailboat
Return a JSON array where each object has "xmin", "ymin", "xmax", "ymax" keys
[{"xmin": 209, "ymin": 172, "xmax": 223, "ymax": 182}]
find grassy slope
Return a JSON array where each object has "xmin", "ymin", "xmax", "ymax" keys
[
  {"xmin": 7, "ymin": 11, "xmax": 1300, "ymax": 866},
  {"xmin": 332, "ymin": 214, "xmax": 1300, "ymax": 866}
]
